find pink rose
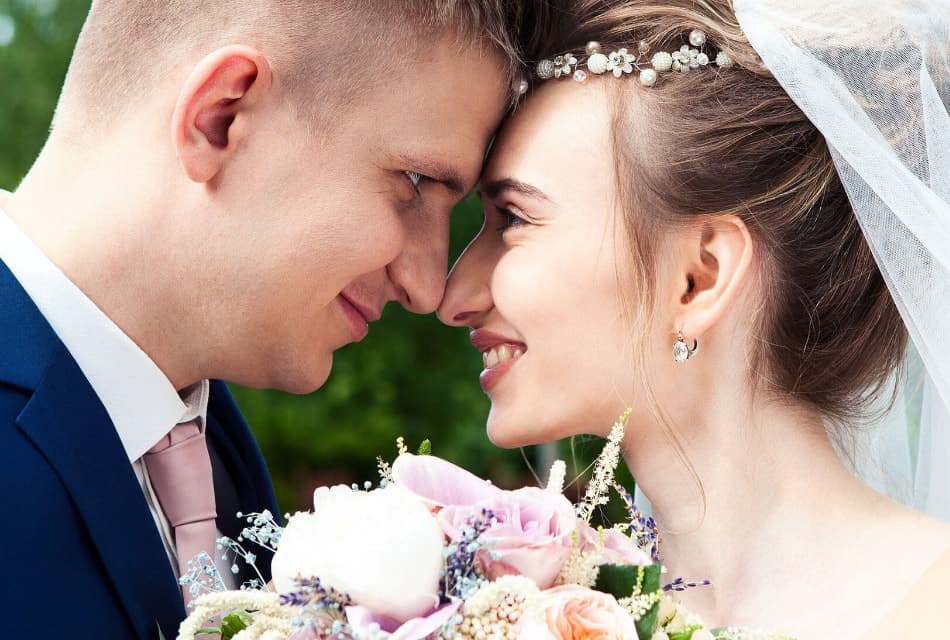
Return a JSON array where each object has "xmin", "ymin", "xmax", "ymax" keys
[
  {"xmin": 345, "ymin": 602, "xmax": 461, "ymax": 640},
  {"xmin": 577, "ymin": 521, "xmax": 652, "ymax": 568},
  {"xmin": 393, "ymin": 455, "xmax": 579, "ymax": 589},
  {"xmin": 524, "ymin": 585, "xmax": 637, "ymax": 639},
  {"xmin": 439, "ymin": 486, "xmax": 579, "ymax": 589},
  {"xmin": 391, "ymin": 453, "xmax": 499, "ymax": 510},
  {"xmin": 391, "ymin": 455, "xmax": 650, "ymax": 591}
]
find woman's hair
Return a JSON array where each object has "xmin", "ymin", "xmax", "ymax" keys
[{"xmin": 534, "ymin": 0, "xmax": 907, "ymax": 429}]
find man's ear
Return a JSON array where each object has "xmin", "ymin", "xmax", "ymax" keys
[
  {"xmin": 171, "ymin": 45, "xmax": 273, "ymax": 183},
  {"xmin": 669, "ymin": 214, "xmax": 754, "ymax": 339}
]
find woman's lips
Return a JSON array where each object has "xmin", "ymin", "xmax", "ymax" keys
[
  {"xmin": 479, "ymin": 352, "xmax": 523, "ymax": 392},
  {"xmin": 471, "ymin": 330, "xmax": 527, "ymax": 393}
]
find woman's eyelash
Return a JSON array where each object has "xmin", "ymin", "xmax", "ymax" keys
[{"xmin": 497, "ymin": 207, "xmax": 528, "ymax": 232}]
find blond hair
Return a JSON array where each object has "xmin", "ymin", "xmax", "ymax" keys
[{"xmin": 57, "ymin": 0, "xmax": 549, "ymax": 131}]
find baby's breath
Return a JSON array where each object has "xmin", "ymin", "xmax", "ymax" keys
[
  {"xmin": 546, "ymin": 459, "xmax": 567, "ymax": 494},
  {"xmin": 576, "ymin": 408, "xmax": 631, "ymax": 522},
  {"xmin": 555, "ymin": 532, "xmax": 600, "ymax": 588},
  {"xmin": 376, "ymin": 456, "xmax": 393, "ymax": 486}
]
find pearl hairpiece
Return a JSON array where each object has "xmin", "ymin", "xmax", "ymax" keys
[{"xmin": 531, "ymin": 30, "xmax": 733, "ymax": 89}]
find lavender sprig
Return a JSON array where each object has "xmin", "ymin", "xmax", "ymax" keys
[
  {"xmin": 279, "ymin": 576, "xmax": 354, "ymax": 609},
  {"xmin": 613, "ymin": 482, "xmax": 661, "ymax": 563},
  {"xmin": 442, "ymin": 508, "xmax": 496, "ymax": 601},
  {"xmin": 281, "ymin": 576, "xmax": 356, "ymax": 639},
  {"xmin": 663, "ymin": 576, "xmax": 712, "ymax": 592}
]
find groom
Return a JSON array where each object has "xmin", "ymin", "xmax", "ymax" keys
[{"xmin": 0, "ymin": 1, "xmax": 547, "ymax": 638}]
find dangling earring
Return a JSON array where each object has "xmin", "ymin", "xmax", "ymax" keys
[{"xmin": 673, "ymin": 331, "xmax": 699, "ymax": 363}]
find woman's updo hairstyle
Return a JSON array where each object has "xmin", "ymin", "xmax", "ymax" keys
[{"xmin": 531, "ymin": 0, "xmax": 907, "ymax": 427}]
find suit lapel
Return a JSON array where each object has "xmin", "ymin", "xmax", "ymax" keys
[
  {"xmin": 206, "ymin": 382, "xmax": 280, "ymax": 582},
  {"xmin": 15, "ymin": 344, "xmax": 185, "ymax": 640}
]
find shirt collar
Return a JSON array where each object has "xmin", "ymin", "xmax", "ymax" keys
[{"xmin": 0, "ymin": 197, "xmax": 208, "ymax": 461}]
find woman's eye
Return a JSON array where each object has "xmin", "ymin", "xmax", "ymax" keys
[{"xmin": 498, "ymin": 208, "xmax": 528, "ymax": 232}]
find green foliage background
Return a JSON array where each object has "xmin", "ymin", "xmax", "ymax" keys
[{"xmin": 0, "ymin": 0, "xmax": 626, "ymax": 514}]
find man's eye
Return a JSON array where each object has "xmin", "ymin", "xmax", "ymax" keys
[{"xmin": 404, "ymin": 170, "xmax": 427, "ymax": 194}]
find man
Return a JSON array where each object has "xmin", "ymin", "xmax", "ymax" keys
[{"xmin": 0, "ymin": 1, "xmax": 547, "ymax": 637}]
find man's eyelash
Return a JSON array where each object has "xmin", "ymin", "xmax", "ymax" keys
[{"xmin": 405, "ymin": 171, "xmax": 426, "ymax": 194}]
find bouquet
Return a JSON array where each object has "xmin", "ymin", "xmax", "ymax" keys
[{"xmin": 175, "ymin": 413, "xmax": 793, "ymax": 640}]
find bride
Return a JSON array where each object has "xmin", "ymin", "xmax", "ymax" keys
[{"xmin": 437, "ymin": 0, "xmax": 950, "ymax": 637}]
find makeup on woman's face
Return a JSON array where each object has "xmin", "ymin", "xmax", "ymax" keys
[{"xmin": 439, "ymin": 81, "xmax": 642, "ymax": 447}]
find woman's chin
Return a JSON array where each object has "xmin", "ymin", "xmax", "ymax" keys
[{"xmin": 486, "ymin": 406, "xmax": 543, "ymax": 449}]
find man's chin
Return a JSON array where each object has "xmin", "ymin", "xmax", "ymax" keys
[
  {"xmin": 283, "ymin": 356, "xmax": 334, "ymax": 395},
  {"xmin": 241, "ymin": 350, "xmax": 334, "ymax": 395}
]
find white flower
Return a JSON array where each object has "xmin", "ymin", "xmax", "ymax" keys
[
  {"xmin": 271, "ymin": 484, "xmax": 445, "ymax": 624},
  {"xmin": 607, "ymin": 48, "xmax": 635, "ymax": 78}
]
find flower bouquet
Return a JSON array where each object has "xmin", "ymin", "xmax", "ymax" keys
[{"xmin": 176, "ymin": 414, "xmax": 793, "ymax": 640}]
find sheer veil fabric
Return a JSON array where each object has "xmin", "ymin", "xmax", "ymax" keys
[{"xmin": 732, "ymin": 0, "xmax": 950, "ymax": 518}]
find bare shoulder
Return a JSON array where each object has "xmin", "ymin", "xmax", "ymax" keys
[
  {"xmin": 857, "ymin": 505, "xmax": 950, "ymax": 639},
  {"xmin": 886, "ymin": 501, "xmax": 950, "ymax": 550}
]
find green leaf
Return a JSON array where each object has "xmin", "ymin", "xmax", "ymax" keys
[
  {"xmin": 635, "ymin": 565, "xmax": 662, "ymax": 640},
  {"xmin": 221, "ymin": 610, "xmax": 253, "ymax": 640},
  {"xmin": 194, "ymin": 628, "xmax": 222, "ymax": 637},
  {"xmin": 594, "ymin": 564, "xmax": 640, "ymax": 600},
  {"xmin": 593, "ymin": 564, "xmax": 663, "ymax": 639},
  {"xmin": 669, "ymin": 626, "xmax": 703, "ymax": 640},
  {"xmin": 156, "ymin": 622, "xmax": 166, "ymax": 640},
  {"xmin": 417, "ymin": 439, "xmax": 432, "ymax": 455}
]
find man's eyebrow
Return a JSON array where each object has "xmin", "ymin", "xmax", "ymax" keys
[
  {"xmin": 480, "ymin": 178, "xmax": 551, "ymax": 202},
  {"xmin": 397, "ymin": 154, "xmax": 468, "ymax": 197}
]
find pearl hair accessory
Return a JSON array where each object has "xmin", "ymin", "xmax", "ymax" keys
[{"xmin": 534, "ymin": 30, "xmax": 734, "ymax": 88}]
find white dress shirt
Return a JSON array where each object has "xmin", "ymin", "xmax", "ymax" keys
[{"xmin": 0, "ymin": 192, "xmax": 233, "ymax": 587}]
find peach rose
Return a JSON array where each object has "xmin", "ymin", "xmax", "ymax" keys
[{"xmin": 526, "ymin": 585, "xmax": 637, "ymax": 639}]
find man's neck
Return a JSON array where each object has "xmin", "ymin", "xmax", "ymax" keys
[{"xmin": 5, "ymin": 142, "xmax": 205, "ymax": 390}]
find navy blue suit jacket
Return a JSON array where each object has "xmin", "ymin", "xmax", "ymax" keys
[{"xmin": 0, "ymin": 261, "xmax": 280, "ymax": 639}]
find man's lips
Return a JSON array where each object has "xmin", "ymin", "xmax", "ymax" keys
[
  {"xmin": 336, "ymin": 295, "xmax": 369, "ymax": 341},
  {"xmin": 340, "ymin": 293, "xmax": 382, "ymax": 323}
]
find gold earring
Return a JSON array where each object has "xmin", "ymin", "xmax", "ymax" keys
[{"xmin": 673, "ymin": 331, "xmax": 699, "ymax": 363}]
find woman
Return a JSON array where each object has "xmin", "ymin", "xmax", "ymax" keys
[{"xmin": 437, "ymin": 0, "xmax": 950, "ymax": 636}]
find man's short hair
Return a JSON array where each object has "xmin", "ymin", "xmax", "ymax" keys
[{"xmin": 57, "ymin": 0, "xmax": 553, "ymax": 130}]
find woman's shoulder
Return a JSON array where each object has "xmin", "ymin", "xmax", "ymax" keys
[{"xmin": 860, "ymin": 538, "xmax": 950, "ymax": 639}]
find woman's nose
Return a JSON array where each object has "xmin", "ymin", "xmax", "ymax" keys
[{"xmin": 436, "ymin": 240, "xmax": 494, "ymax": 327}]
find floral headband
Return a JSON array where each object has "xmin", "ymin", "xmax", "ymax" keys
[{"xmin": 529, "ymin": 30, "xmax": 734, "ymax": 90}]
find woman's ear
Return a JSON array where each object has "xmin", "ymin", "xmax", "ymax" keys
[
  {"xmin": 171, "ymin": 45, "xmax": 273, "ymax": 183},
  {"xmin": 669, "ymin": 214, "xmax": 754, "ymax": 338}
]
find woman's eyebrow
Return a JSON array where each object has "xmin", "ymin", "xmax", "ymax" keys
[{"xmin": 480, "ymin": 177, "xmax": 551, "ymax": 202}]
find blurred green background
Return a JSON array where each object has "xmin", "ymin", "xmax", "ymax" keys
[{"xmin": 0, "ymin": 0, "xmax": 627, "ymax": 515}]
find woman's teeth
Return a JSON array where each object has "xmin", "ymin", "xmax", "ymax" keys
[{"xmin": 482, "ymin": 344, "xmax": 525, "ymax": 369}]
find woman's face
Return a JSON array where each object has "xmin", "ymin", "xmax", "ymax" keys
[{"xmin": 439, "ymin": 81, "xmax": 666, "ymax": 447}]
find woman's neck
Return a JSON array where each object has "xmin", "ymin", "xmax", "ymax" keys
[{"xmin": 622, "ymin": 391, "xmax": 881, "ymax": 628}]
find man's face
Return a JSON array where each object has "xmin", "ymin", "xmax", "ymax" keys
[{"xmin": 215, "ymin": 35, "xmax": 508, "ymax": 393}]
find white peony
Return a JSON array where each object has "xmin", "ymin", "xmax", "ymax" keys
[{"xmin": 271, "ymin": 484, "xmax": 445, "ymax": 623}]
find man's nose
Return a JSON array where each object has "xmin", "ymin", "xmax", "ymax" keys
[{"xmin": 388, "ymin": 206, "xmax": 451, "ymax": 314}]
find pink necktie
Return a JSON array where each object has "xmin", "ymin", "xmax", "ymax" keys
[{"xmin": 143, "ymin": 420, "xmax": 217, "ymax": 605}]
